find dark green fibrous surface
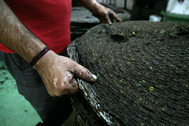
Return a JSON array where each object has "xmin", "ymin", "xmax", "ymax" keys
[{"xmin": 68, "ymin": 21, "xmax": 189, "ymax": 126}]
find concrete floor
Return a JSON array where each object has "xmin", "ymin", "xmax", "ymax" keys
[
  {"xmin": 0, "ymin": 58, "xmax": 75, "ymax": 126},
  {"xmin": 0, "ymin": 59, "xmax": 42, "ymax": 126}
]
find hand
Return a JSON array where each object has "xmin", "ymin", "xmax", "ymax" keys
[
  {"xmin": 33, "ymin": 50, "xmax": 97, "ymax": 96},
  {"xmin": 92, "ymin": 4, "xmax": 122, "ymax": 24}
]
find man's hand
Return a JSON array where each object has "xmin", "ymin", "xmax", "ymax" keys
[
  {"xmin": 78, "ymin": 0, "xmax": 122, "ymax": 24},
  {"xmin": 33, "ymin": 50, "xmax": 97, "ymax": 96},
  {"xmin": 92, "ymin": 4, "xmax": 122, "ymax": 24}
]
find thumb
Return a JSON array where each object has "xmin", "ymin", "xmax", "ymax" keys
[{"xmin": 70, "ymin": 62, "xmax": 97, "ymax": 82}]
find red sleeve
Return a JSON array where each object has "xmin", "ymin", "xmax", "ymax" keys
[{"xmin": 1, "ymin": 0, "xmax": 72, "ymax": 54}]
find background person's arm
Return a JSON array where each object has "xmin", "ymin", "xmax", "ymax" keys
[
  {"xmin": 0, "ymin": 0, "xmax": 96, "ymax": 96},
  {"xmin": 78, "ymin": 0, "xmax": 122, "ymax": 24}
]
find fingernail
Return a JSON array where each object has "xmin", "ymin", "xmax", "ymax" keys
[{"xmin": 91, "ymin": 74, "xmax": 97, "ymax": 81}]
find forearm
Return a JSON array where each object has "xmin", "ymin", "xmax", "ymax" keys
[
  {"xmin": 77, "ymin": 0, "xmax": 100, "ymax": 13},
  {"xmin": 0, "ymin": 0, "xmax": 46, "ymax": 63}
]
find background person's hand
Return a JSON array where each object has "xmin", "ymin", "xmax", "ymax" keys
[
  {"xmin": 91, "ymin": 3, "xmax": 122, "ymax": 24},
  {"xmin": 78, "ymin": 0, "xmax": 122, "ymax": 24},
  {"xmin": 33, "ymin": 50, "xmax": 97, "ymax": 96}
]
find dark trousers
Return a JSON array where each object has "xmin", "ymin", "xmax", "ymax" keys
[{"xmin": 0, "ymin": 51, "xmax": 73, "ymax": 126}]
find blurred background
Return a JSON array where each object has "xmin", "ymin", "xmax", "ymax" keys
[{"xmin": 71, "ymin": 0, "xmax": 189, "ymax": 40}]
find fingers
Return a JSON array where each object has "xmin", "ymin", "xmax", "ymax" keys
[
  {"xmin": 51, "ymin": 73, "xmax": 79, "ymax": 96},
  {"xmin": 109, "ymin": 11, "xmax": 122, "ymax": 22},
  {"xmin": 62, "ymin": 72, "xmax": 80, "ymax": 94},
  {"xmin": 100, "ymin": 9, "xmax": 122, "ymax": 24},
  {"xmin": 65, "ymin": 72, "xmax": 78, "ymax": 87},
  {"xmin": 51, "ymin": 57, "xmax": 97, "ymax": 96}
]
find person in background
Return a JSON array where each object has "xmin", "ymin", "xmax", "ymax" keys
[
  {"xmin": 0, "ymin": 0, "xmax": 121, "ymax": 125},
  {"xmin": 166, "ymin": 0, "xmax": 189, "ymax": 15}
]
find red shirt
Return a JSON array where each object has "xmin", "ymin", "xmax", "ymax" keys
[{"xmin": 0, "ymin": 0, "xmax": 72, "ymax": 54}]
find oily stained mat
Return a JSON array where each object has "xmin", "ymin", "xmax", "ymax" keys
[{"xmin": 67, "ymin": 21, "xmax": 189, "ymax": 126}]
